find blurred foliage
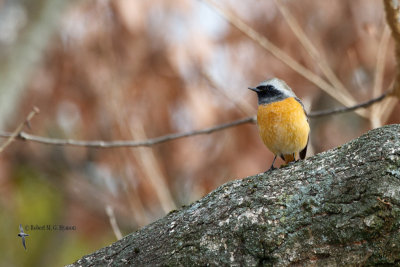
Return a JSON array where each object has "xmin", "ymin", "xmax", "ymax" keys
[{"xmin": 0, "ymin": 0, "xmax": 398, "ymax": 265}]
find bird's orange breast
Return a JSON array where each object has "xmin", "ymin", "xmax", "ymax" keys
[{"xmin": 257, "ymin": 97, "xmax": 309, "ymax": 157}]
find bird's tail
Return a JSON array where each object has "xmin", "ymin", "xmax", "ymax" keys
[{"xmin": 283, "ymin": 153, "xmax": 296, "ymax": 164}]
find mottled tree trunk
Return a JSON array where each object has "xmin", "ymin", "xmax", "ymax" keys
[{"xmin": 69, "ymin": 125, "xmax": 400, "ymax": 266}]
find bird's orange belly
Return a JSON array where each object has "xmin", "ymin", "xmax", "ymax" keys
[{"xmin": 257, "ymin": 97, "xmax": 309, "ymax": 157}]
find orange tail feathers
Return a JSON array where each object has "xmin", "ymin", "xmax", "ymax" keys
[{"xmin": 283, "ymin": 154, "xmax": 296, "ymax": 164}]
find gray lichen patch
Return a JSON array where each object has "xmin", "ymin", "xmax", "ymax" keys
[{"xmin": 69, "ymin": 125, "xmax": 400, "ymax": 267}]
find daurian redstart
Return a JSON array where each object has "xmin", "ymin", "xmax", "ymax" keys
[{"xmin": 249, "ymin": 78, "xmax": 309, "ymax": 171}]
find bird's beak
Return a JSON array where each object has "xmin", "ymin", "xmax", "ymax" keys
[{"xmin": 248, "ymin": 87, "xmax": 259, "ymax": 92}]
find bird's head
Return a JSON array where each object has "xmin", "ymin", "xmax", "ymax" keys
[{"xmin": 248, "ymin": 78, "xmax": 296, "ymax": 105}]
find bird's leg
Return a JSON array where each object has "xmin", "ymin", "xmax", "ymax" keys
[{"xmin": 265, "ymin": 155, "xmax": 277, "ymax": 173}]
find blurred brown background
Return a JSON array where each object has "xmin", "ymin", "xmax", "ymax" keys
[{"xmin": 0, "ymin": 0, "xmax": 398, "ymax": 266}]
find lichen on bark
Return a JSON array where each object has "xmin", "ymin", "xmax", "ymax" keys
[{"xmin": 69, "ymin": 125, "xmax": 400, "ymax": 266}]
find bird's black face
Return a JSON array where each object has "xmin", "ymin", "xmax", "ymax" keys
[{"xmin": 248, "ymin": 85, "xmax": 285, "ymax": 105}]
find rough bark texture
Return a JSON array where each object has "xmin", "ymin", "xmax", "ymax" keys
[{"xmin": 69, "ymin": 125, "xmax": 400, "ymax": 266}]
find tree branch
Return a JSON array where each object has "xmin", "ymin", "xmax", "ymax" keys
[
  {"xmin": 0, "ymin": 91, "xmax": 390, "ymax": 149},
  {"xmin": 0, "ymin": 116, "xmax": 256, "ymax": 148},
  {"xmin": 384, "ymin": 0, "xmax": 400, "ymax": 98},
  {"xmin": 68, "ymin": 124, "xmax": 400, "ymax": 266},
  {"xmin": 0, "ymin": 106, "xmax": 39, "ymax": 153},
  {"xmin": 308, "ymin": 90, "xmax": 391, "ymax": 118},
  {"xmin": 202, "ymin": 0, "xmax": 366, "ymax": 117}
]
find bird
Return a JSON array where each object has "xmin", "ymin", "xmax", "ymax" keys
[
  {"xmin": 17, "ymin": 224, "xmax": 29, "ymax": 250},
  {"xmin": 248, "ymin": 78, "xmax": 310, "ymax": 171}
]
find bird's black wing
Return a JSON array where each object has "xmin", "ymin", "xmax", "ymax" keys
[
  {"xmin": 299, "ymin": 136, "xmax": 309, "ymax": 160},
  {"xmin": 295, "ymin": 97, "xmax": 309, "ymax": 160}
]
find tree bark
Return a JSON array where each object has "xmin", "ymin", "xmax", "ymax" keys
[{"xmin": 69, "ymin": 124, "xmax": 400, "ymax": 266}]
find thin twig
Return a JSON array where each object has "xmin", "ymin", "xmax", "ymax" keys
[
  {"xmin": 0, "ymin": 91, "xmax": 390, "ymax": 149},
  {"xmin": 0, "ymin": 116, "xmax": 256, "ymax": 148},
  {"xmin": 378, "ymin": 94, "xmax": 398, "ymax": 125},
  {"xmin": 202, "ymin": 0, "xmax": 367, "ymax": 118},
  {"xmin": 308, "ymin": 91, "xmax": 390, "ymax": 118},
  {"xmin": 371, "ymin": 25, "xmax": 391, "ymax": 128},
  {"xmin": 274, "ymin": 0, "xmax": 356, "ymax": 104},
  {"xmin": 105, "ymin": 205, "xmax": 123, "ymax": 240},
  {"xmin": 373, "ymin": 25, "xmax": 391, "ymax": 98},
  {"xmin": 0, "ymin": 106, "xmax": 39, "ymax": 153},
  {"xmin": 129, "ymin": 122, "xmax": 177, "ymax": 213},
  {"xmin": 383, "ymin": 0, "xmax": 400, "ymax": 97}
]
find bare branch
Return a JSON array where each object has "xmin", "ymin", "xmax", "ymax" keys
[
  {"xmin": 0, "ymin": 116, "xmax": 256, "ymax": 148},
  {"xmin": 383, "ymin": 0, "xmax": 400, "ymax": 97},
  {"xmin": 202, "ymin": 0, "xmax": 367, "ymax": 118},
  {"xmin": 105, "ymin": 205, "xmax": 123, "ymax": 241},
  {"xmin": 371, "ymin": 25, "xmax": 391, "ymax": 128},
  {"xmin": 308, "ymin": 91, "xmax": 390, "ymax": 118},
  {"xmin": 0, "ymin": 91, "xmax": 391, "ymax": 149},
  {"xmin": 274, "ymin": 0, "xmax": 353, "ymax": 103},
  {"xmin": 0, "ymin": 106, "xmax": 39, "ymax": 153}
]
